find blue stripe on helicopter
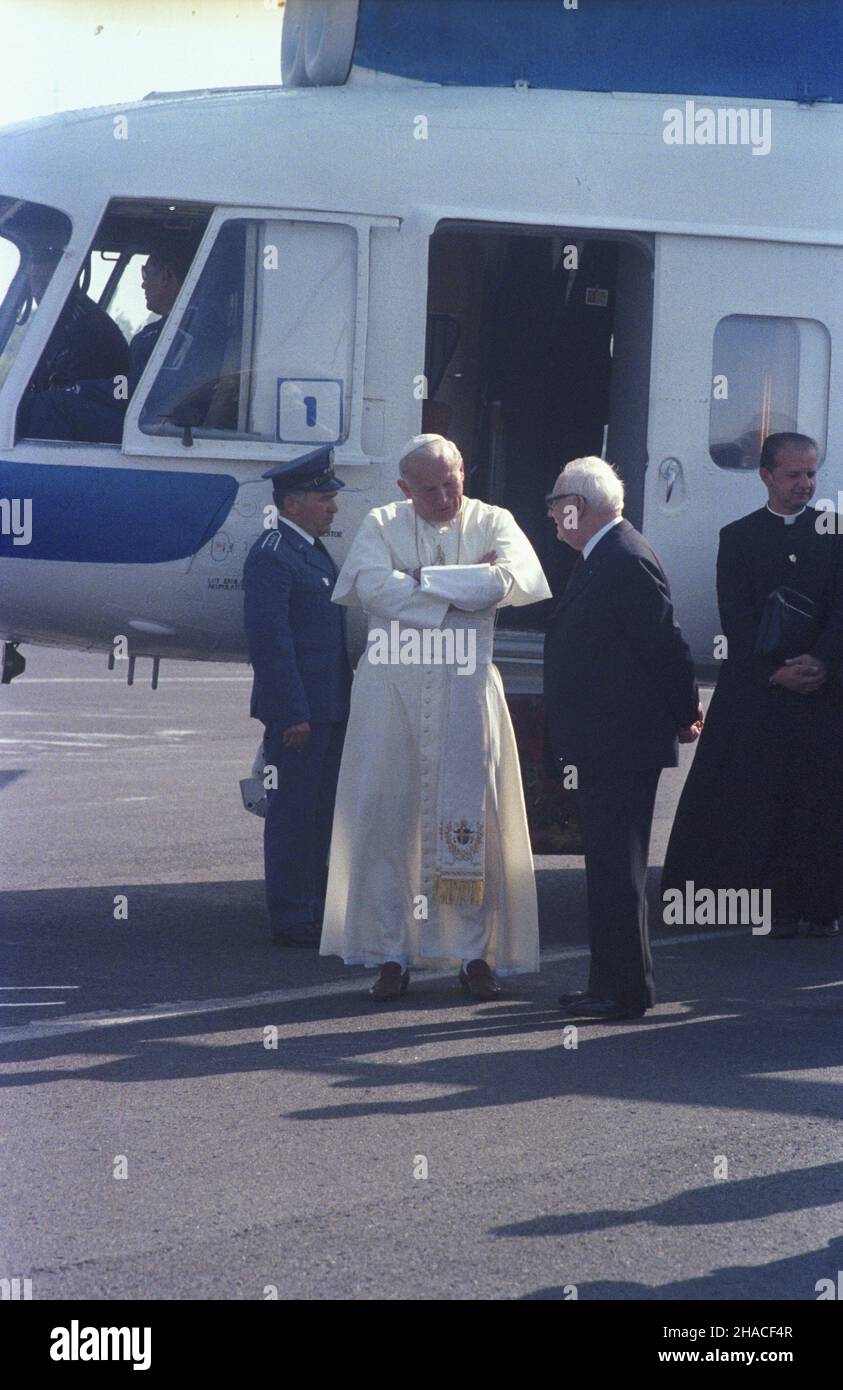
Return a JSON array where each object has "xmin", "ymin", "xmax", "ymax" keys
[
  {"xmin": 355, "ymin": 0, "xmax": 842, "ymax": 105},
  {"xmin": 0, "ymin": 459, "xmax": 237, "ymax": 563}
]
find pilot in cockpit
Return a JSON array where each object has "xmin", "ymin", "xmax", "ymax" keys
[
  {"xmin": 129, "ymin": 246, "xmax": 193, "ymax": 393},
  {"xmin": 18, "ymin": 241, "xmax": 192, "ymax": 446}
]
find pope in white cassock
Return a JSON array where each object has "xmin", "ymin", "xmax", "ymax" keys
[{"xmin": 319, "ymin": 434, "xmax": 552, "ymax": 1001}]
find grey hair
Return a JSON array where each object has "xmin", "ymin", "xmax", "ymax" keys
[
  {"xmin": 398, "ymin": 433, "xmax": 462, "ymax": 478},
  {"xmin": 558, "ymin": 456, "xmax": 624, "ymax": 517}
]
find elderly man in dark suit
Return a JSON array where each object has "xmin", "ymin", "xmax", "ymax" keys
[
  {"xmin": 243, "ymin": 447, "xmax": 351, "ymax": 947},
  {"xmin": 544, "ymin": 456, "xmax": 701, "ymax": 1021}
]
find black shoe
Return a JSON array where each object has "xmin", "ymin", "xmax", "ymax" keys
[
  {"xmin": 558, "ymin": 990, "xmax": 590, "ymax": 1007},
  {"xmin": 560, "ymin": 994, "xmax": 647, "ymax": 1021},
  {"xmin": 805, "ymin": 920, "xmax": 840, "ymax": 938},
  {"xmin": 271, "ymin": 923, "xmax": 321, "ymax": 948},
  {"xmin": 459, "ymin": 960, "xmax": 502, "ymax": 1000},
  {"xmin": 369, "ymin": 964, "xmax": 411, "ymax": 1001}
]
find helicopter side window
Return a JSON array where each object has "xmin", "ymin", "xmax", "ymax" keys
[
  {"xmin": 12, "ymin": 195, "xmax": 209, "ymax": 445},
  {"xmin": 0, "ymin": 240, "xmax": 21, "ymax": 392},
  {"xmin": 0, "ymin": 197, "xmax": 72, "ymax": 394},
  {"xmin": 16, "ymin": 247, "xmax": 150, "ymax": 445},
  {"xmin": 709, "ymin": 315, "xmax": 830, "ymax": 469},
  {"xmin": 138, "ymin": 217, "xmax": 356, "ymax": 446},
  {"xmin": 139, "ymin": 221, "xmax": 245, "ymax": 438},
  {"xmin": 21, "ymin": 254, "xmax": 130, "ymax": 429}
]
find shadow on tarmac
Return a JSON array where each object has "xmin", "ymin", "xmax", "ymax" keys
[
  {"xmin": 2, "ymin": 914, "xmax": 841, "ymax": 1134},
  {"xmin": 521, "ymin": 1233, "xmax": 843, "ymax": 1301},
  {"xmin": 501, "ymin": 1161, "xmax": 843, "ymax": 1235},
  {"xmin": 0, "ymin": 862, "xmax": 751, "ymax": 1015},
  {"xmin": 0, "ymin": 860, "xmax": 601, "ymax": 1018},
  {"xmin": 3, "ymin": 870, "xmax": 842, "ymax": 1301}
]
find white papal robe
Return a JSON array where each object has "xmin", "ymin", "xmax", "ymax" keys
[{"xmin": 319, "ymin": 496, "xmax": 552, "ymax": 973}]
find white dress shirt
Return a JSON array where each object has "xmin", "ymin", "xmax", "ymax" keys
[{"xmin": 279, "ymin": 516, "xmax": 315, "ymax": 545}]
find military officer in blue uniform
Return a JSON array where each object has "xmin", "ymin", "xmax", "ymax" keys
[{"xmin": 243, "ymin": 447, "xmax": 351, "ymax": 947}]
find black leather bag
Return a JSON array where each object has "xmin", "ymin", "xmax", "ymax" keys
[{"xmin": 754, "ymin": 587, "xmax": 823, "ymax": 664}]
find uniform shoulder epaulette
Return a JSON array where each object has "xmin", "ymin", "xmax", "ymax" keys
[{"xmin": 259, "ymin": 529, "xmax": 283, "ymax": 553}]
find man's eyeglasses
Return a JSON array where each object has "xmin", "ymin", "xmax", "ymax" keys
[{"xmin": 545, "ymin": 491, "xmax": 582, "ymax": 509}]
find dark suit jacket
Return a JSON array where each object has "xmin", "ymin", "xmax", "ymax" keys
[
  {"xmin": 242, "ymin": 520, "xmax": 350, "ymax": 729},
  {"xmin": 717, "ymin": 505, "xmax": 843, "ymax": 690},
  {"xmin": 662, "ymin": 505, "xmax": 843, "ymax": 895},
  {"xmin": 544, "ymin": 519, "xmax": 698, "ymax": 770},
  {"xmin": 681, "ymin": 502, "xmax": 843, "ymax": 764}
]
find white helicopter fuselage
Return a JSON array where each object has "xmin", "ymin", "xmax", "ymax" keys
[{"xmin": 1, "ymin": 56, "xmax": 842, "ymax": 684}]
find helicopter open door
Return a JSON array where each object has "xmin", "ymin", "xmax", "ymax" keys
[{"xmin": 424, "ymin": 221, "xmax": 654, "ymax": 640}]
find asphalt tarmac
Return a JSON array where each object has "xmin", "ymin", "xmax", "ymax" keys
[{"xmin": 1, "ymin": 649, "xmax": 841, "ymax": 1301}]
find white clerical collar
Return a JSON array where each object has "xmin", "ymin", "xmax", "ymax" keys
[
  {"xmin": 766, "ymin": 504, "xmax": 806, "ymax": 527},
  {"xmin": 582, "ymin": 515, "xmax": 623, "ymax": 560},
  {"xmin": 279, "ymin": 516, "xmax": 315, "ymax": 545}
]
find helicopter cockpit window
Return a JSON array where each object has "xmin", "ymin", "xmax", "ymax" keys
[
  {"xmin": 138, "ymin": 217, "xmax": 355, "ymax": 446},
  {"xmin": 13, "ymin": 198, "xmax": 208, "ymax": 445},
  {"xmin": 0, "ymin": 197, "xmax": 72, "ymax": 392},
  {"xmin": 87, "ymin": 251, "xmax": 151, "ymax": 345}
]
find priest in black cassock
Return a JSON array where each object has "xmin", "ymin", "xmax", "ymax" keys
[{"xmin": 662, "ymin": 433, "xmax": 843, "ymax": 937}]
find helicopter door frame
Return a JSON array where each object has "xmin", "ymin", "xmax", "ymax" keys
[
  {"xmin": 122, "ymin": 204, "xmax": 400, "ymax": 468},
  {"xmin": 0, "ymin": 204, "xmax": 102, "ymax": 452}
]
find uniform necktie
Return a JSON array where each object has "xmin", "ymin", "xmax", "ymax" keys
[{"xmin": 313, "ymin": 537, "xmax": 336, "ymax": 573}]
